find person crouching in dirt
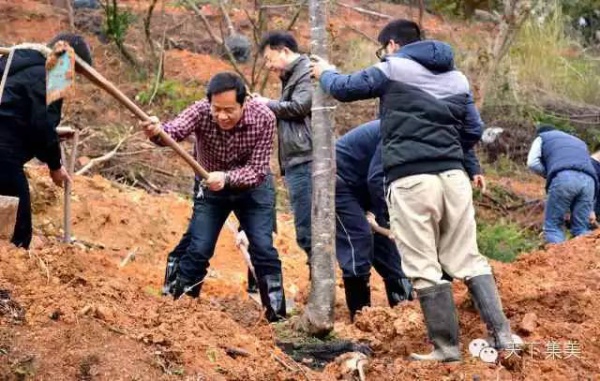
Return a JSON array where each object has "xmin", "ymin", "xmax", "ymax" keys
[
  {"xmin": 334, "ymin": 120, "xmax": 413, "ymax": 322},
  {"xmin": 310, "ymin": 19, "xmax": 517, "ymax": 361},
  {"xmin": 527, "ymin": 124, "xmax": 598, "ymax": 244},
  {"xmin": 0, "ymin": 33, "xmax": 93, "ymax": 249},
  {"xmin": 143, "ymin": 72, "xmax": 286, "ymax": 322}
]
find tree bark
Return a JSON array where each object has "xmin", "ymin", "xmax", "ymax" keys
[{"xmin": 297, "ymin": 0, "xmax": 336, "ymax": 337}]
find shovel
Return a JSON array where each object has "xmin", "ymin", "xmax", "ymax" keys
[
  {"xmin": 57, "ymin": 126, "xmax": 78, "ymax": 243},
  {"xmin": 0, "ymin": 43, "xmax": 209, "ymax": 179},
  {"xmin": 224, "ymin": 217, "xmax": 295, "ymax": 313}
]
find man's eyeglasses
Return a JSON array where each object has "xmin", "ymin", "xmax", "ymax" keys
[{"xmin": 376, "ymin": 46, "xmax": 387, "ymax": 60}]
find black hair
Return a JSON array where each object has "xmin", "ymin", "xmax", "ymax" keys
[
  {"xmin": 48, "ymin": 32, "xmax": 93, "ymax": 66},
  {"xmin": 258, "ymin": 31, "xmax": 299, "ymax": 54},
  {"xmin": 536, "ymin": 123, "xmax": 556, "ymax": 134},
  {"xmin": 206, "ymin": 72, "xmax": 247, "ymax": 105},
  {"xmin": 377, "ymin": 19, "xmax": 422, "ymax": 47}
]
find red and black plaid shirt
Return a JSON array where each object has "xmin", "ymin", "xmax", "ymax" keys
[{"xmin": 159, "ymin": 99, "xmax": 275, "ymax": 188}]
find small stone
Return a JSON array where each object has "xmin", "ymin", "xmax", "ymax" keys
[
  {"xmin": 519, "ymin": 312, "xmax": 537, "ymax": 335},
  {"xmin": 79, "ymin": 304, "xmax": 93, "ymax": 316},
  {"xmin": 94, "ymin": 305, "xmax": 114, "ymax": 322}
]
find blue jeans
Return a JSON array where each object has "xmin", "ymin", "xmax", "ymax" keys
[
  {"xmin": 544, "ymin": 170, "xmax": 595, "ymax": 243},
  {"xmin": 178, "ymin": 175, "xmax": 281, "ymax": 283},
  {"xmin": 285, "ymin": 162, "xmax": 312, "ymax": 261},
  {"xmin": 335, "ymin": 176, "xmax": 405, "ymax": 279}
]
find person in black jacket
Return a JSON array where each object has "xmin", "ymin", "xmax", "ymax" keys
[
  {"xmin": 255, "ymin": 31, "xmax": 313, "ymax": 273},
  {"xmin": 0, "ymin": 33, "xmax": 93, "ymax": 249}
]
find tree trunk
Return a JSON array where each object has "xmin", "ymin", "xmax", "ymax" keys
[{"xmin": 296, "ymin": 0, "xmax": 336, "ymax": 337}]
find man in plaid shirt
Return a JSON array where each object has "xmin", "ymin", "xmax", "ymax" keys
[{"xmin": 143, "ymin": 72, "xmax": 286, "ymax": 322}]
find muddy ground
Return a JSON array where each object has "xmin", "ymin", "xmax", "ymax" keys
[{"xmin": 1, "ymin": 0, "xmax": 599, "ymax": 379}]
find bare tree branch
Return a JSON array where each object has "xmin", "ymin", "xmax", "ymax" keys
[
  {"xmin": 345, "ymin": 25, "xmax": 378, "ymax": 44},
  {"xmin": 218, "ymin": 0, "xmax": 236, "ymax": 36},
  {"xmin": 182, "ymin": 0, "xmax": 250, "ymax": 87},
  {"xmin": 76, "ymin": 129, "xmax": 135, "ymax": 176},
  {"xmin": 336, "ymin": 1, "xmax": 392, "ymax": 19},
  {"xmin": 477, "ymin": 0, "xmax": 535, "ymax": 108},
  {"xmin": 148, "ymin": 28, "xmax": 168, "ymax": 105},
  {"xmin": 143, "ymin": 0, "xmax": 159, "ymax": 59},
  {"xmin": 65, "ymin": 0, "xmax": 75, "ymax": 30}
]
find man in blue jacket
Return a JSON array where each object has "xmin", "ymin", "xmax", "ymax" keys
[
  {"xmin": 335, "ymin": 120, "xmax": 412, "ymax": 322},
  {"xmin": 0, "ymin": 33, "xmax": 93, "ymax": 249},
  {"xmin": 527, "ymin": 124, "xmax": 598, "ymax": 243},
  {"xmin": 311, "ymin": 19, "xmax": 515, "ymax": 362}
]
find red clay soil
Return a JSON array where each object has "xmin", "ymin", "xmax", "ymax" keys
[{"xmin": 1, "ymin": 167, "xmax": 599, "ymax": 380}]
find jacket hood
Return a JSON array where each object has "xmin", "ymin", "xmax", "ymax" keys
[
  {"xmin": 394, "ymin": 40, "xmax": 455, "ymax": 73},
  {"xmin": 0, "ymin": 49, "xmax": 46, "ymax": 78}
]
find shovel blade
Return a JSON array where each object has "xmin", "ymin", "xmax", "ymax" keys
[{"xmin": 46, "ymin": 41, "xmax": 75, "ymax": 105}]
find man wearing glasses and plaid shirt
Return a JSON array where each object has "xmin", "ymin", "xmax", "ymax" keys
[{"xmin": 143, "ymin": 72, "xmax": 286, "ymax": 323}]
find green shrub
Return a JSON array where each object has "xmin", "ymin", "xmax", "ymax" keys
[
  {"xmin": 136, "ymin": 79, "xmax": 205, "ymax": 115},
  {"xmin": 507, "ymin": 5, "xmax": 600, "ymax": 106},
  {"xmin": 477, "ymin": 220, "xmax": 540, "ymax": 262},
  {"xmin": 103, "ymin": 0, "xmax": 134, "ymax": 48}
]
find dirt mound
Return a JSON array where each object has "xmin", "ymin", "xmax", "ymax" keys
[{"xmin": 334, "ymin": 233, "xmax": 600, "ymax": 380}]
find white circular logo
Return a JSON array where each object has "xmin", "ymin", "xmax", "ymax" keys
[
  {"xmin": 479, "ymin": 347, "xmax": 499, "ymax": 363},
  {"xmin": 468, "ymin": 338, "xmax": 490, "ymax": 357}
]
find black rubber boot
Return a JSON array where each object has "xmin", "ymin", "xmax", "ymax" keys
[
  {"xmin": 343, "ymin": 276, "xmax": 371, "ymax": 322},
  {"xmin": 171, "ymin": 275, "xmax": 202, "ymax": 300},
  {"xmin": 162, "ymin": 253, "xmax": 180, "ymax": 296},
  {"xmin": 409, "ymin": 283, "xmax": 462, "ymax": 362},
  {"xmin": 384, "ymin": 277, "xmax": 414, "ymax": 307},
  {"xmin": 257, "ymin": 273, "xmax": 287, "ymax": 322},
  {"xmin": 465, "ymin": 274, "xmax": 514, "ymax": 349},
  {"xmin": 247, "ymin": 268, "xmax": 258, "ymax": 294}
]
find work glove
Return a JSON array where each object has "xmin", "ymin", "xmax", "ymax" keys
[{"xmin": 236, "ymin": 230, "xmax": 249, "ymax": 248}]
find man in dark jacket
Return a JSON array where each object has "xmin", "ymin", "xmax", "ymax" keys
[
  {"xmin": 527, "ymin": 124, "xmax": 598, "ymax": 243},
  {"xmin": 335, "ymin": 120, "xmax": 412, "ymax": 322},
  {"xmin": 0, "ymin": 33, "xmax": 93, "ymax": 249},
  {"xmin": 255, "ymin": 31, "xmax": 313, "ymax": 270},
  {"xmin": 311, "ymin": 19, "xmax": 515, "ymax": 362}
]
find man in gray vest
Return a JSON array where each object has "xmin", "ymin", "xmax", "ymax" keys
[{"xmin": 527, "ymin": 124, "xmax": 598, "ymax": 243}]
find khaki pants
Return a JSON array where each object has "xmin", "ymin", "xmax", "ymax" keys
[{"xmin": 387, "ymin": 169, "xmax": 491, "ymax": 289}]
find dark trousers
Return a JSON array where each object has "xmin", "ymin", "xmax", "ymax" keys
[
  {"xmin": 335, "ymin": 176, "xmax": 405, "ymax": 279},
  {"xmin": 177, "ymin": 175, "xmax": 281, "ymax": 283},
  {"xmin": 0, "ymin": 162, "xmax": 32, "ymax": 249},
  {"xmin": 284, "ymin": 162, "xmax": 312, "ymax": 261}
]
